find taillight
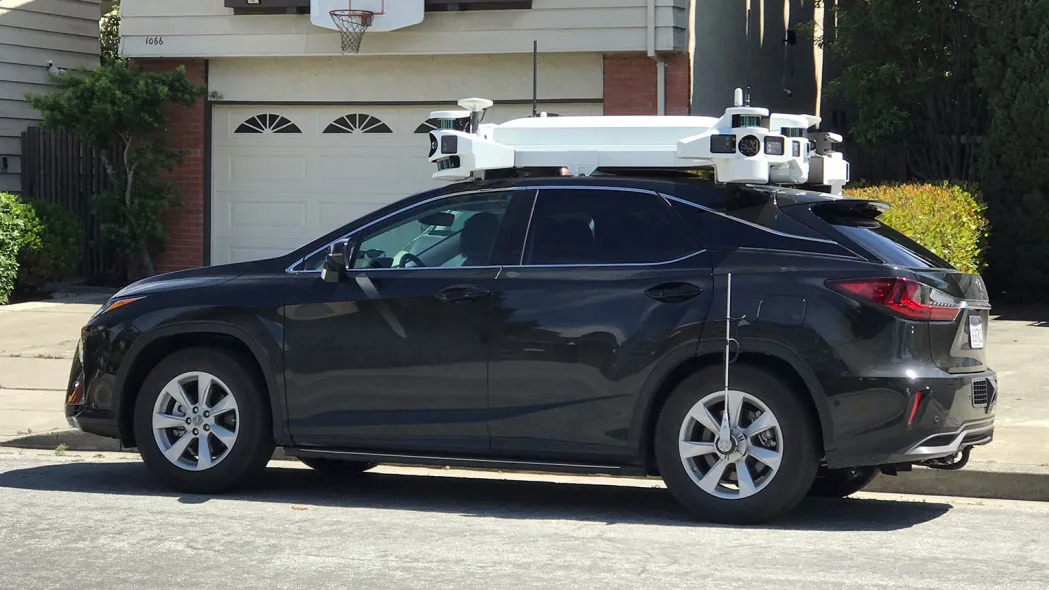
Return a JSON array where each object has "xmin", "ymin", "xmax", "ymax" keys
[{"xmin": 826, "ymin": 278, "xmax": 962, "ymax": 321}]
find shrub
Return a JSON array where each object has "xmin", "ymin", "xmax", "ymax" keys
[
  {"xmin": 844, "ymin": 183, "xmax": 989, "ymax": 274},
  {"xmin": 26, "ymin": 61, "xmax": 209, "ymax": 279},
  {"xmin": 16, "ymin": 200, "xmax": 83, "ymax": 294},
  {"xmin": 0, "ymin": 194, "xmax": 84, "ymax": 303},
  {"xmin": 0, "ymin": 193, "xmax": 33, "ymax": 304},
  {"xmin": 971, "ymin": 1, "xmax": 1049, "ymax": 300}
]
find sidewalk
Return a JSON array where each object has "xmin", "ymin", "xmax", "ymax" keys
[
  {"xmin": 0, "ymin": 292, "xmax": 114, "ymax": 445},
  {"xmin": 2, "ymin": 293, "xmax": 1047, "ymax": 501}
]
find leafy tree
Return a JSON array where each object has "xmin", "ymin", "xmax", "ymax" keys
[
  {"xmin": 100, "ymin": 1, "xmax": 121, "ymax": 65},
  {"xmin": 817, "ymin": 0, "xmax": 985, "ymax": 181},
  {"xmin": 970, "ymin": 0, "xmax": 1049, "ymax": 298},
  {"xmin": 26, "ymin": 62, "xmax": 208, "ymax": 278}
]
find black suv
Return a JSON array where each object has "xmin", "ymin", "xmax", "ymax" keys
[{"xmin": 66, "ymin": 175, "xmax": 996, "ymax": 523}]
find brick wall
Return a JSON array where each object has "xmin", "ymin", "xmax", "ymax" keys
[
  {"xmin": 131, "ymin": 58, "xmax": 207, "ymax": 274},
  {"xmin": 602, "ymin": 53, "xmax": 691, "ymax": 116}
]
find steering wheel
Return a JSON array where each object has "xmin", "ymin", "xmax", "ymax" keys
[{"xmin": 398, "ymin": 253, "xmax": 427, "ymax": 268}]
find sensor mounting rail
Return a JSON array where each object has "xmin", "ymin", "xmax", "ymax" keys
[{"xmin": 426, "ymin": 93, "xmax": 850, "ymax": 192}]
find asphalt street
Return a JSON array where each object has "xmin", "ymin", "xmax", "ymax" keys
[{"xmin": 1, "ymin": 450, "xmax": 1047, "ymax": 590}]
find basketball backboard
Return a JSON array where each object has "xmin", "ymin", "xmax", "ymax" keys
[{"xmin": 310, "ymin": 0, "xmax": 424, "ymax": 33}]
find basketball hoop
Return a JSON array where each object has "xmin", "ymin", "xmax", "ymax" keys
[{"xmin": 330, "ymin": 9, "xmax": 374, "ymax": 54}]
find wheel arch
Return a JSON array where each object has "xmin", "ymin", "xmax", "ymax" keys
[
  {"xmin": 114, "ymin": 322, "xmax": 284, "ymax": 447},
  {"xmin": 637, "ymin": 344, "xmax": 833, "ymax": 474}
]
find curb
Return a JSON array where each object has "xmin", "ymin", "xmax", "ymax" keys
[
  {"xmin": 866, "ymin": 464, "xmax": 1049, "ymax": 503},
  {"xmin": 4, "ymin": 429, "xmax": 1047, "ymax": 503},
  {"xmin": 0, "ymin": 429, "xmax": 292, "ymax": 461}
]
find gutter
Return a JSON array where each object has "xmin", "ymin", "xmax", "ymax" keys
[{"xmin": 647, "ymin": 0, "xmax": 666, "ymax": 115}]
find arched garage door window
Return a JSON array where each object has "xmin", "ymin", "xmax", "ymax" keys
[
  {"xmin": 324, "ymin": 114, "xmax": 393, "ymax": 134},
  {"xmin": 235, "ymin": 114, "xmax": 302, "ymax": 134}
]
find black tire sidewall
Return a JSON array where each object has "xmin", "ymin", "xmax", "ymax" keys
[
  {"xmin": 808, "ymin": 467, "xmax": 879, "ymax": 498},
  {"xmin": 133, "ymin": 347, "xmax": 274, "ymax": 493},
  {"xmin": 655, "ymin": 364, "xmax": 820, "ymax": 524}
]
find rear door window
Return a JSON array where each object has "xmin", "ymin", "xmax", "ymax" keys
[{"xmin": 524, "ymin": 188, "xmax": 698, "ymax": 265}]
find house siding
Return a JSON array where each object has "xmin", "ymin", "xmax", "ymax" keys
[
  {"xmin": 0, "ymin": 0, "xmax": 100, "ymax": 193},
  {"xmin": 119, "ymin": 0, "xmax": 689, "ymax": 58}
]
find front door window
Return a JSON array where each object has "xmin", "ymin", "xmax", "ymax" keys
[{"xmin": 354, "ymin": 193, "xmax": 513, "ymax": 269}]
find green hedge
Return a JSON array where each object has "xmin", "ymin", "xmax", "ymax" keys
[
  {"xmin": 17, "ymin": 199, "xmax": 82, "ymax": 294},
  {"xmin": 844, "ymin": 183, "xmax": 989, "ymax": 274},
  {"xmin": 0, "ymin": 194, "xmax": 29, "ymax": 304},
  {"xmin": 0, "ymin": 193, "xmax": 83, "ymax": 304}
]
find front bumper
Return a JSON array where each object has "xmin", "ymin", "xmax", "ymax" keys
[{"xmin": 65, "ymin": 335, "xmax": 123, "ymax": 442}]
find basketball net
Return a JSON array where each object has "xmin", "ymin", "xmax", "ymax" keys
[{"xmin": 330, "ymin": 9, "xmax": 374, "ymax": 54}]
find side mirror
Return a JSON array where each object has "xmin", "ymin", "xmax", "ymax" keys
[{"xmin": 321, "ymin": 238, "xmax": 357, "ymax": 283}]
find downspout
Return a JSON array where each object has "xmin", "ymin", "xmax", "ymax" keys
[{"xmin": 647, "ymin": 0, "xmax": 666, "ymax": 115}]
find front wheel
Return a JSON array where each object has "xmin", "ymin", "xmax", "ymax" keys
[
  {"xmin": 654, "ymin": 365, "xmax": 820, "ymax": 524},
  {"xmin": 808, "ymin": 467, "xmax": 879, "ymax": 498},
  {"xmin": 133, "ymin": 347, "xmax": 274, "ymax": 493}
]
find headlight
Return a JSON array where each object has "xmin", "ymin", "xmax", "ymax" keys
[{"xmin": 94, "ymin": 296, "xmax": 145, "ymax": 317}]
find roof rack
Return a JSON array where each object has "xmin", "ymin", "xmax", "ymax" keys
[{"xmin": 426, "ymin": 89, "xmax": 850, "ymax": 194}]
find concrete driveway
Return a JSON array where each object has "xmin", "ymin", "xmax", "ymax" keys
[{"xmin": 0, "ymin": 293, "xmax": 109, "ymax": 439}]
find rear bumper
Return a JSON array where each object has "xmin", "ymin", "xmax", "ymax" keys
[
  {"xmin": 887, "ymin": 416, "xmax": 994, "ymax": 463},
  {"xmin": 824, "ymin": 369, "xmax": 997, "ymax": 469}
]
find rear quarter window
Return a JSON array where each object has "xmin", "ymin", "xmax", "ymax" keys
[{"xmin": 821, "ymin": 216, "xmax": 955, "ymax": 270}]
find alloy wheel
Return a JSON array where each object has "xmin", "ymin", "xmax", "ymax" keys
[
  {"xmin": 151, "ymin": 371, "xmax": 240, "ymax": 472},
  {"xmin": 677, "ymin": 389, "xmax": 783, "ymax": 500}
]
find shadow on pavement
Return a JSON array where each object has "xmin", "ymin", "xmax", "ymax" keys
[
  {"xmin": 992, "ymin": 305, "xmax": 1049, "ymax": 327},
  {"xmin": 0, "ymin": 460, "xmax": 951, "ymax": 531}
]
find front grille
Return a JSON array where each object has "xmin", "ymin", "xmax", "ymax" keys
[{"xmin": 972, "ymin": 379, "xmax": 990, "ymax": 407}]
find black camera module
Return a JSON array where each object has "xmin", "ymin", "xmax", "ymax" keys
[{"xmin": 738, "ymin": 135, "xmax": 761, "ymax": 157}]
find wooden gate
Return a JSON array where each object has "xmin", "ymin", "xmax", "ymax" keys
[{"xmin": 19, "ymin": 127, "xmax": 109, "ymax": 280}]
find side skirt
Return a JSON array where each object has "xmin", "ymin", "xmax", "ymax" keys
[{"xmin": 284, "ymin": 447, "xmax": 649, "ymax": 477}]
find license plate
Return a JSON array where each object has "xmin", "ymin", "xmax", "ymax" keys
[{"xmin": 968, "ymin": 315, "xmax": 985, "ymax": 349}]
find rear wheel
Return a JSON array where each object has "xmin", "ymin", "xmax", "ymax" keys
[
  {"xmin": 654, "ymin": 365, "xmax": 820, "ymax": 524},
  {"xmin": 808, "ymin": 466, "xmax": 879, "ymax": 498},
  {"xmin": 299, "ymin": 457, "xmax": 376, "ymax": 478},
  {"xmin": 133, "ymin": 347, "xmax": 274, "ymax": 493}
]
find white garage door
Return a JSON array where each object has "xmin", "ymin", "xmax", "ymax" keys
[{"xmin": 211, "ymin": 103, "xmax": 601, "ymax": 265}]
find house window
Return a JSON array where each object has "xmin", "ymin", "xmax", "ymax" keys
[
  {"xmin": 414, "ymin": 117, "xmax": 469, "ymax": 133},
  {"xmin": 235, "ymin": 114, "xmax": 302, "ymax": 134},
  {"xmin": 324, "ymin": 114, "xmax": 393, "ymax": 134}
]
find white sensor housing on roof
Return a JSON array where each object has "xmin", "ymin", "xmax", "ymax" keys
[
  {"xmin": 427, "ymin": 89, "xmax": 850, "ymax": 192},
  {"xmin": 458, "ymin": 98, "xmax": 494, "ymax": 113}
]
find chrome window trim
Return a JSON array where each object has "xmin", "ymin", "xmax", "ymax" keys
[
  {"xmin": 660, "ymin": 193, "xmax": 841, "ymax": 245},
  {"xmin": 518, "ymin": 190, "xmax": 540, "ymax": 266},
  {"xmin": 508, "ymin": 249, "xmax": 707, "ymax": 270},
  {"xmin": 285, "ymin": 186, "xmax": 535, "ymax": 274}
]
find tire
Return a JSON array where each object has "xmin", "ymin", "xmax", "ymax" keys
[
  {"xmin": 133, "ymin": 347, "xmax": 275, "ymax": 494},
  {"xmin": 654, "ymin": 364, "xmax": 820, "ymax": 524},
  {"xmin": 299, "ymin": 457, "xmax": 376, "ymax": 478},
  {"xmin": 808, "ymin": 466, "xmax": 879, "ymax": 498}
]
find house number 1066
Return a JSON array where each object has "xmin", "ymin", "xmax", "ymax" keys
[{"xmin": 145, "ymin": 36, "xmax": 164, "ymax": 46}]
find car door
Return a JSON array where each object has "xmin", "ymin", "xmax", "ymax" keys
[
  {"xmin": 487, "ymin": 186, "xmax": 714, "ymax": 462},
  {"xmin": 283, "ymin": 188, "xmax": 534, "ymax": 454}
]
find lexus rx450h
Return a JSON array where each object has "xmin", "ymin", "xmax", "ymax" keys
[{"xmin": 66, "ymin": 176, "xmax": 995, "ymax": 523}]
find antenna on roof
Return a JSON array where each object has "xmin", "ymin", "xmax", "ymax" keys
[
  {"xmin": 532, "ymin": 40, "xmax": 539, "ymax": 118},
  {"xmin": 744, "ymin": 1, "xmax": 753, "ymax": 106}
]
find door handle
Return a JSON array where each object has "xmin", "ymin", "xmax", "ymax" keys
[
  {"xmin": 435, "ymin": 285, "xmax": 491, "ymax": 304},
  {"xmin": 645, "ymin": 282, "xmax": 704, "ymax": 303}
]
